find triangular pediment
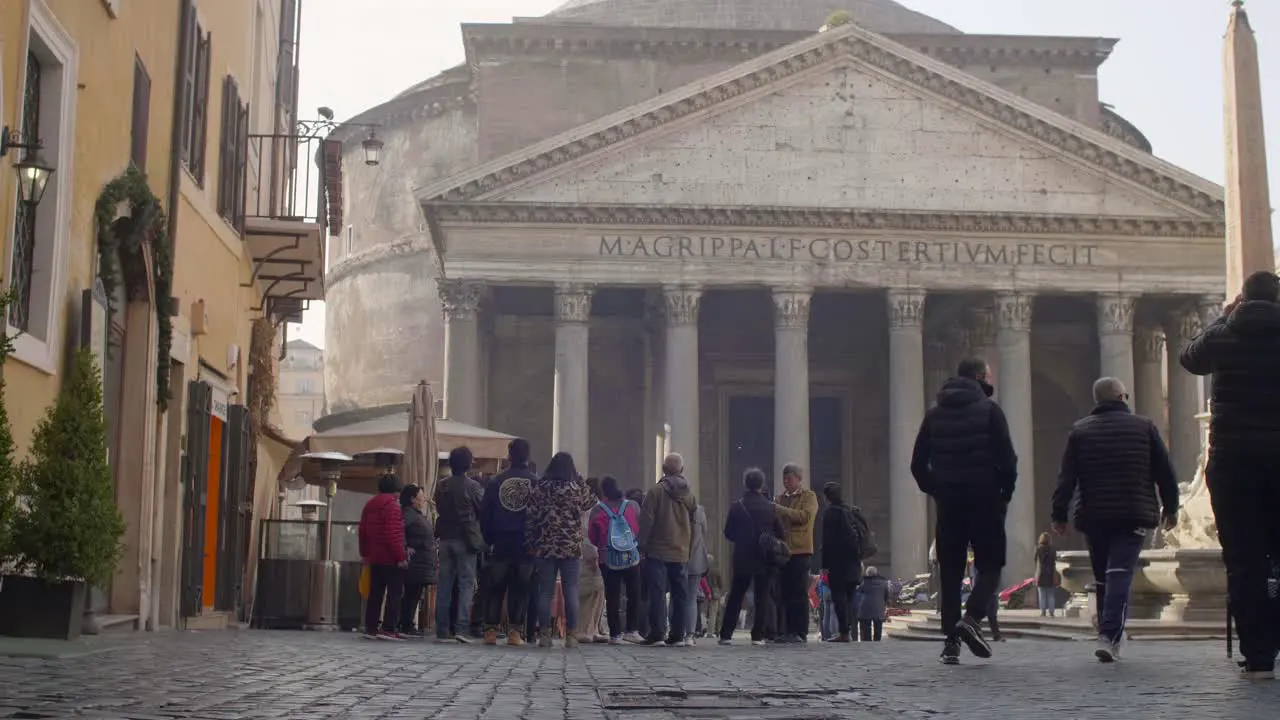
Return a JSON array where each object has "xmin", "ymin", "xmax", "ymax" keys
[{"xmin": 418, "ymin": 23, "xmax": 1223, "ymax": 220}]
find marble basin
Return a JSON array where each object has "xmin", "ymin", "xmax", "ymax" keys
[{"xmin": 1058, "ymin": 548, "xmax": 1227, "ymax": 622}]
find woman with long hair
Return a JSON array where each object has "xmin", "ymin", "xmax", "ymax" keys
[
  {"xmin": 526, "ymin": 452, "xmax": 598, "ymax": 648},
  {"xmin": 1034, "ymin": 532, "xmax": 1059, "ymax": 617}
]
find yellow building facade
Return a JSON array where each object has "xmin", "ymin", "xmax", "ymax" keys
[{"xmin": 0, "ymin": 0, "xmax": 319, "ymax": 631}]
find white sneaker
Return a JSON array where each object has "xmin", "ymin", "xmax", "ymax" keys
[
  {"xmin": 683, "ymin": 637, "xmax": 695, "ymax": 647},
  {"xmin": 751, "ymin": 639, "xmax": 766, "ymax": 646},
  {"xmin": 622, "ymin": 632, "xmax": 645, "ymax": 644},
  {"xmin": 1094, "ymin": 636, "xmax": 1118, "ymax": 663}
]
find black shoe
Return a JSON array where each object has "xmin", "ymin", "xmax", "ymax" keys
[
  {"xmin": 955, "ymin": 617, "xmax": 993, "ymax": 659},
  {"xmin": 640, "ymin": 634, "xmax": 664, "ymax": 646},
  {"xmin": 940, "ymin": 641, "xmax": 961, "ymax": 665},
  {"xmin": 1239, "ymin": 660, "xmax": 1276, "ymax": 680}
]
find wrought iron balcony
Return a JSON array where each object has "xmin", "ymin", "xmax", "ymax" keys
[{"xmin": 241, "ymin": 133, "xmax": 343, "ymax": 322}]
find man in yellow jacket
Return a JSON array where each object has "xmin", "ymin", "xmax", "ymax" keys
[{"xmin": 775, "ymin": 463, "xmax": 819, "ymax": 642}]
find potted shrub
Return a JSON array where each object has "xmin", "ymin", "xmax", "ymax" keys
[{"xmin": 0, "ymin": 348, "xmax": 124, "ymax": 640}]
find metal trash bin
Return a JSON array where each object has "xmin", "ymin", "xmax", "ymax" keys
[{"xmin": 307, "ymin": 560, "xmax": 341, "ymax": 630}]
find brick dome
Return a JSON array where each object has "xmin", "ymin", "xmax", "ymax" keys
[{"xmin": 548, "ymin": 0, "xmax": 961, "ymax": 34}]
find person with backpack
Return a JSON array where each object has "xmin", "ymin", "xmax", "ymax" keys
[
  {"xmin": 718, "ymin": 467, "xmax": 786, "ymax": 646},
  {"xmin": 638, "ymin": 453, "xmax": 699, "ymax": 646},
  {"xmin": 820, "ymin": 482, "xmax": 870, "ymax": 642},
  {"xmin": 588, "ymin": 475, "xmax": 643, "ymax": 643}
]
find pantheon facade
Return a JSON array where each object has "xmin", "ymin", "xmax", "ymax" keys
[{"xmin": 325, "ymin": 0, "xmax": 1224, "ymax": 577}]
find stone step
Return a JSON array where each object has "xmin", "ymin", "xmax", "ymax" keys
[{"xmin": 182, "ymin": 611, "xmax": 232, "ymax": 631}]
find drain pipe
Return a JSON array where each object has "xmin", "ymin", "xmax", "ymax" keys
[{"xmin": 147, "ymin": 0, "xmax": 194, "ymax": 633}]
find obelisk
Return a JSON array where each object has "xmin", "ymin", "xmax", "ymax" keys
[{"xmin": 1223, "ymin": 0, "xmax": 1274, "ymax": 290}]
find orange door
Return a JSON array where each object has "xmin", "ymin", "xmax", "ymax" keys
[{"xmin": 201, "ymin": 417, "xmax": 224, "ymax": 609}]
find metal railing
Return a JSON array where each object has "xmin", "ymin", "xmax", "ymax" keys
[{"xmin": 245, "ymin": 133, "xmax": 334, "ymax": 227}]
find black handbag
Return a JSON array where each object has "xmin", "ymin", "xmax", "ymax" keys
[{"xmin": 739, "ymin": 500, "xmax": 790, "ymax": 567}]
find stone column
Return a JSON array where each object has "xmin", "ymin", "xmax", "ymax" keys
[
  {"xmin": 966, "ymin": 303, "xmax": 999, "ymax": 386},
  {"xmin": 438, "ymin": 280, "xmax": 486, "ymax": 426},
  {"xmin": 1097, "ymin": 293, "xmax": 1137, "ymax": 392},
  {"xmin": 1134, "ymin": 324, "xmax": 1167, "ymax": 437},
  {"xmin": 925, "ymin": 337, "xmax": 950, "ymax": 409},
  {"xmin": 553, "ymin": 284, "xmax": 594, "ymax": 471},
  {"xmin": 996, "ymin": 292, "xmax": 1036, "ymax": 578},
  {"xmin": 773, "ymin": 288, "xmax": 812, "ymax": 487},
  {"xmin": 888, "ymin": 289, "xmax": 928, "ymax": 578},
  {"xmin": 663, "ymin": 286, "xmax": 702, "ymax": 490},
  {"xmin": 1165, "ymin": 306, "xmax": 1203, "ymax": 487}
]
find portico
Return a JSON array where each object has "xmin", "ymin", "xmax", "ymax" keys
[{"xmin": 416, "ymin": 22, "xmax": 1226, "ymax": 580}]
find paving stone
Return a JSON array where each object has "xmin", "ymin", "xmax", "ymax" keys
[{"xmin": 0, "ymin": 631, "xmax": 1276, "ymax": 718}]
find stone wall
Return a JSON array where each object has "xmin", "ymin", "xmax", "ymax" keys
[{"xmin": 325, "ymin": 99, "xmax": 478, "ymax": 412}]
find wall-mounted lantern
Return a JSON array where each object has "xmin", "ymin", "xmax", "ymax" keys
[{"xmin": 0, "ymin": 126, "xmax": 54, "ymax": 205}]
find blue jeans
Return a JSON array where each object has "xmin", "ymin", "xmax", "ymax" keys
[
  {"xmin": 645, "ymin": 560, "xmax": 688, "ymax": 641},
  {"xmin": 1086, "ymin": 529, "xmax": 1145, "ymax": 644},
  {"xmin": 684, "ymin": 574, "xmax": 702, "ymax": 639},
  {"xmin": 435, "ymin": 539, "xmax": 479, "ymax": 638},
  {"xmin": 1037, "ymin": 587, "xmax": 1057, "ymax": 614},
  {"xmin": 820, "ymin": 590, "xmax": 838, "ymax": 639},
  {"xmin": 535, "ymin": 557, "xmax": 581, "ymax": 635}
]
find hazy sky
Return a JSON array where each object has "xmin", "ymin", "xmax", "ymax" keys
[{"xmin": 288, "ymin": 0, "xmax": 1279, "ymax": 349}]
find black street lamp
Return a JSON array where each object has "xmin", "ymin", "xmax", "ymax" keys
[
  {"xmin": 361, "ymin": 129, "xmax": 384, "ymax": 167},
  {"xmin": 0, "ymin": 125, "xmax": 54, "ymax": 205}
]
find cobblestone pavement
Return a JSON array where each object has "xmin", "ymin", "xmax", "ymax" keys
[{"xmin": 0, "ymin": 631, "xmax": 1275, "ymax": 719}]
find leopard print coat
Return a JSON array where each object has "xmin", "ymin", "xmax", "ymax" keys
[{"xmin": 526, "ymin": 475, "xmax": 598, "ymax": 560}]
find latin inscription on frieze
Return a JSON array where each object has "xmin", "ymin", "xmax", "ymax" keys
[{"xmin": 599, "ymin": 235, "xmax": 1098, "ymax": 266}]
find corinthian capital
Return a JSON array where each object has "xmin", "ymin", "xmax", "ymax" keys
[
  {"xmin": 1166, "ymin": 304, "xmax": 1202, "ymax": 344},
  {"xmin": 773, "ymin": 288, "xmax": 813, "ymax": 330},
  {"xmin": 554, "ymin": 283, "xmax": 595, "ymax": 324},
  {"xmin": 1096, "ymin": 293, "xmax": 1136, "ymax": 335},
  {"xmin": 663, "ymin": 285, "xmax": 703, "ymax": 327},
  {"xmin": 1197, "ymin": 295, "xmax": 1225, "ymax": 327},
  {"xmin": 996, "ymin": 292, "xmax": 1035, "ymax": 332},
  {"xmin": 887, "ymin": 289, "xmax": 926, "ymax": 331},
  {"xmin": 965, "ymin": 304, "xmax": 997, "ymax": 348},
  {"xmin": 437, "ymin": 279, "xmax": 486, "ymax": 321},
  {"xmin": 1135, "ymin": 324, "xmax": 1166, "ymax": 364}
]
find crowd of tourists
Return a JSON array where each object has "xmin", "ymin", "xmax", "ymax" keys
[{"xmin": 358, "ymin": 269, "xmax": 1280, "ymax": 680}]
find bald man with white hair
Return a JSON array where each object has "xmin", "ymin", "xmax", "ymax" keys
[{"xmin": 1052, "ymin": 376, "xmax": 1179, "ymax": 664}]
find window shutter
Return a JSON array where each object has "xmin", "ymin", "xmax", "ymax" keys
[
  {"xmin": 192, "ymin": 30, "xmax": 212, "ymax": 183},
  {"xmin": 235, "ymin": 100, "xmax": 249, "ymax": 231},
  {"xmin": 216, "ymin": 75, "xmax": 235, "ymax": 218},
  {"xmin": 130, "ymin": 57, "xmax": 151, "ymax": 169},
  {"xmin": 179, "ymin": 11, "xmax": 197, "ymax": 164}
]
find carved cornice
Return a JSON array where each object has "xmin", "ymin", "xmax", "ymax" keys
[
  {"xmin": 422, "ymin": 25, "xmax": 1223, "ymax": 217},
  {"xmin": 437, "ymin": 279, "xmax": 487, "ymax": 321},
  {"xmin": 996, "ymin": 292, "xmax": 1036, "ymax": 332},
  {"xmin": 1097, "ymin": 293, "xmax": 1137, "ymax": 335},
  {"xmin": 554, "ymin": 283, "xmax": 595, "ymax": 324},
  {"xmin": 427, "ymin": 202, "xmax": 1224, "ymax": 238},
  {"xmin": 663, "ymin": 286, "xmax": 703, "ymax": 327},
  {"xmin": 326, "ymin": 237, "xmax": 435, "ymax": 287},
  {"xmin": 773, "ymin": 289, "xmax": 813, "ymax": 330},
  {"xmin": 888, "ymin": 289, "xmax": 926, "ymax": 331},
  {"xmin": 1135, "ymin": 325, "xmax": 1167, "ymax": 364},
  {"xmin": 965, "ymin": 305, "xmax": 998, "ymax": 348}
]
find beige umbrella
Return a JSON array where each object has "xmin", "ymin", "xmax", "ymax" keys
[{"xmin": 403, "ymin": 381, "xmax": 439, "ymax": 498}]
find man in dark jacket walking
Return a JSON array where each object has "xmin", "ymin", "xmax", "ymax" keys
[
  {"xmin": 911, "ymin": 357, "xmax": 1018, "ymax": 665},
  {"xmin": 479, "ymin": 438, "xmax": 537, "ymax": 646},
  {"xmin": 1052, "ymin": 377, "xmax": 1178, "ymax": 663},
  {"xmin": 718, "ymin": 467, "xmax": 785, "ymax": 646},
  {"xmin": 820, "ymin": 482, "xmax": 863, "ymax": 643},
  {"xmin": 1180, "ymin": 270, "xmax": 1280, "ymax": 679},
  {"xmin": 433, "ymin": 446, "xmax": 485, "ymax": 642}
]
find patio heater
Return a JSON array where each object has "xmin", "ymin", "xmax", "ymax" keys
[
  {"xmin": 300, "ymin": 451, "xmax": 352, "ymax": 631},
  {"xmin": 355, "ymin": 447, "xmax": 405, "ymax": 478}
]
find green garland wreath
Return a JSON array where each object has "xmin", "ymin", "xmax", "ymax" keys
[{"xmin": 93, "ymin": 166, "xmax": 174, "ymax": 409}]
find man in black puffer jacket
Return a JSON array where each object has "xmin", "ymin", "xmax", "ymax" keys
[
  {"xmin": 479, "ymin": 438, "xmax": 538, "ymax": 646},
  {"xmin": 1051, "ymin": 376, "xmax": 1178, "ymax": 663},
  {"xmin": 911, "ymin": 357, "xmax": 1018, "ymax": 665},
  {"xmin": 1180, "ymin": 270, "xmax": 1280, "ymax": 679}
]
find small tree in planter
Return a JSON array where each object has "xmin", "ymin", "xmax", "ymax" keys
[{"xmin": 1, "ymin": 348, "xmax": 124, "ymax": 640}]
